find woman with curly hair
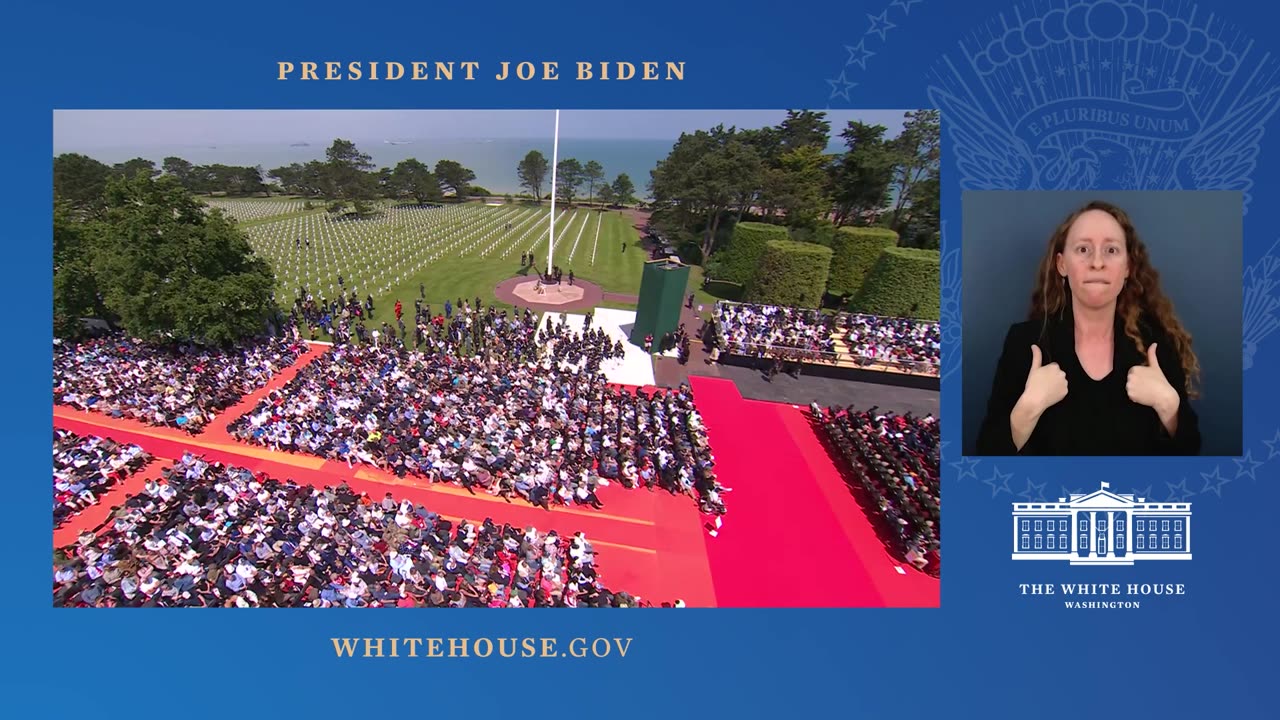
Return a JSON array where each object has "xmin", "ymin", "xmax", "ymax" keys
[{"xmin": 977, "ymin": 200, "xmax": 1201, "ymax": 455}]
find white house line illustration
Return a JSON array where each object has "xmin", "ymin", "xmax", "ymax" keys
[{"xmin": 1011, "ymin": 482, "xmax": 1191, "ymax": 565}]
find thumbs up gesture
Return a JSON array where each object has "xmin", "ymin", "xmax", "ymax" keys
[
  {"xmin": 1022, "ymin": 344, "xmax": 1068, "ymax": 414},
  {"xmin": 1127, "ymin": 343, "xmax": 1179, "ymax": 412}
]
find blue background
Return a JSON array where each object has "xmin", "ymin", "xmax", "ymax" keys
[
  {"xmin": 961, "ymin": 190, "xmax": 1243, "ymax": 456},
  {"xmin": 8, "ymin": 0, "xmax": 1280, "ymax": 718}
]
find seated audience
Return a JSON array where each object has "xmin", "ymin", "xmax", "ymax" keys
[
  {"xmin": 53, "ymin": 430, "xmax": 151, "ymax": 528},
  {"xmin": 54, "ymin": 335, "xmax": 308, "ymax": 433},
  {"xmin": 53, "ymin": 455, "xmax": 649, "ymax": 608},
  {"xmin": 712, "ymin": 301, "xmax": 940, "ymax": 375},
  {"xmin": 226, "ymin": 309, "xmax": 726, "ymax": 516},
  {"xmin": 842, "ymin": 313, "xmax": 940, "ymax": 373},
  {"xmin": 714, "ymin": 302, "xmax": 838, "ymax": 360},
  {"xmin": 815, "ymin": 404, "xmax": 940, "ymax": 573}
]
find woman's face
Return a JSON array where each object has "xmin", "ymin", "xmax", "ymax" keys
[{"xmin": 1056, "ymin": 209, "xmax": 1130, "ymax": 311}]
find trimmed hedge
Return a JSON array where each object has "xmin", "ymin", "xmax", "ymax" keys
[
  {"xmin": 828, "ymin": 226, "xmax": 898, "ymax": 298},
  {"xmin": 744, "ymin": 240, "xmax": 834, "ymax": 309},
  {"xmin": 715, "ymin": 221, "xmax": 789, "ymax": 285},
  {"xmin": 851, "ymin": 246, "xmax": 940, "ymax": 320}
]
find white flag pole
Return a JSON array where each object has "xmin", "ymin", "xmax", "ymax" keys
[{"xmin": 548, "ymin": 109, "xmax": 560, "ymax": 275}]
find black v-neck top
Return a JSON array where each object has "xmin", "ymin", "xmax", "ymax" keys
[{"xmin": 975, "ymin": 309, "xmax": 1201, "ymax": 456}]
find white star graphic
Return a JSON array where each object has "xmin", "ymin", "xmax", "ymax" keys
[
  {"xmin": 1146, "ymin": 67, "xmax": 1156, "ymax": 77},
  {"xmin": 1055, "ymin": 66, "xmax": 1067, "ymax": 77},
  {"xmin": 1033, "ymin": 76, "xmax": 1046, "ymax": 89},
  {"xmin": 827, "ymin": 71, "xmax": 856, "ymax": 101},
  {"xmin": 1016, "ymin": 477, "xmax": 1047, "ymax": 501},
  {"xmin": 952, "ymin": 456, "xmax": 982, "ymax": 480},
  {"xmin": 1137, "ymin": 144, "xmax": 1152, "ymax": 156},
  {"xmin": 1263, "ymin": 428, "xmax": 1280, "ymax": 459},
  {"xmin": 1012, "ymin": 86, "xmax": 1025, "ymax": 98},
  {"xmin": 1076, "ymin": 61, "xmax": 1089, "ymax": 72},
  {"xmin": 1188, "ymin": 86, "xmax": 1200, "ymax": 99},
  {"xmin": 891, "ymin": 0, "xmax": 922, "ymax": 14},
  {"xmin": 1124, "ymin": 61, "xmax": 1135, "ymax": 72},
  {"xmin": 866, "ymin": 10, "xmax": 896, "ymax": 41},
  {"xmin": 1200, "ymin": 467, "xmax": 1231, "ymax": 497},
  {"xmin": 1162, "ymin": 148, "xmax": 1176, "ymax": 159},
  {"xmin": 1165, "ymin": 478, "xmax": 1194, "ymax": 502},
  {"xmin": 984, "ymin": 466, "xmax": 1014, "ymax": 498},
  {"xmin": 1233, "ymin": 450, "xmax": 1264, "ymax": 480},
  {"xmin": 1100, "ymin": 59, "xmax": 1112, "ymax": 69},
  {"xmin": 1166, "ymin": 76, "xmax": 1179, "ymax": 88},
  {"xmin": 845, "ymin": 40, "xmax": 875, "ymax": 70}
]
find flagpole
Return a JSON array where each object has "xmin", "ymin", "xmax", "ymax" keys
[{"xmin": 548, "ymin": 109, "xmax": 560, "ymax": 275}]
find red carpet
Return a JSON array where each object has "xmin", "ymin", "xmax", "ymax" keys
[
  {"xmin": 52, "ymin": 408, "xmax": 716, "ymax": 607},
  {"xmin": 53, "ymin": 456, "xmax": 174, "ymax": 548},
  {"xmin": 689, "ymin": 376, "xmax": 940, "ymax": 607},
  {"xmin": 51, "ymin": 358, "xmax": 939, "ymax": 607}
]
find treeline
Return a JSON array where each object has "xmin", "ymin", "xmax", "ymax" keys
[
  {"xmin": 53, "ymin": 139, "xmax": 488, "ymax": 220},
  {"xmin": 646, "ymin": 110, "xmax": 940, "ymax": 267},
  {"xmin": 515, "ymin": 151, "xmax": 636, "ymax": 207},
  {"xmin": 269, "ymin": 141, "xmax": 482, "ymax": 214},
  {"xmin": 54, "ymin": 154, "xmax": 275, "ymax": 220}
]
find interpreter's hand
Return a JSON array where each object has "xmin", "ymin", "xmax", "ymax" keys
[
  {"xmin": 1127, "ymin": 343, "xmax": 1179, "ymax": 414},
  {"xmin": 1022, "ymin": 344, "xmax": 1068, "ymax": 415}
]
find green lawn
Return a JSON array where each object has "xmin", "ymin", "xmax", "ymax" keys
[{"xmin": 236, "ymin": 201, "xmax": 650, "ymax": 332}]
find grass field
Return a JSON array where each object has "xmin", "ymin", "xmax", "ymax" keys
[{"xmin": 225, "ymin": 198, "xmax": 649, "ymax": 330}]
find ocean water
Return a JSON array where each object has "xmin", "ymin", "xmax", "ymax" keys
[{"xmin": 52, "ymin": 137, "xmax": 674, "ymax": 199}]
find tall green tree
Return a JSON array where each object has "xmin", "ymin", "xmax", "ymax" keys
[
  {"xmin": 774, "ymin": 145, "xmax": 831, "ymax": 228},
  {"xmin": 609, "ymin": 173, "xmax": 635, "ymax": 206},
  {"xmin": 888, "ymin": 109, "xmax": 941, "ymax": 234},
  {"xmin": 391, "ymin": 158, "xmax": 443, "ymax": 204},
  {"xmin": 903, "ymin": 169, "xmax": 940, "ymax": 247},
  {"xmin": 434, "ymin": 159, "xmax": 477, "ymax": 198},
  {"xmin": 53, "ymin": 153, "xmax": 114, "ymax": 219},
  {"xmin": 517, "ymin": 150, "xmax": 549, "ymax": 202},
  {"xmin": 778, "ymin": 110, "xmax": 831, "ymax": 152},
  {"xmin": 831, "ymin": 121, "xmax": 897, "ymax": 227},
  {"xmin": 649, "ymin": 126, "xmax": 763, "ymax": 263},
  {"xmin": 88, "ymin": 174, "xmax": 277, "ymax": 344},
  {"xmin": 597, "ymin": 184, "xmax": 615, "ymax": 207},
  {"xmin": 53, "ymin": 201, "xmax": 106, "ymax": 337},
  {"xmin": 325, "ymin": 139, "xmax": 376, "ymax": 215},
  {"xmin": 556, "ymin": 158, "xmax": 585, "ymax": 204},
  {"xmin": 162, "ymin": 156, "xmax": 196, "ymax": 190},
  {"xmin": 582, "ymin": 160, "xmax": 605, "ymax": 206}
]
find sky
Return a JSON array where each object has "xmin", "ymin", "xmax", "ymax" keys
[{"xmin": 53, "ymin": 109, "xmax": 911, "ymax": 148}]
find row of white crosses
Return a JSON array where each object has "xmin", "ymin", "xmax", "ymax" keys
[
  {"xmin": 589, "ymin": 209, "xmax": 604, "ymax": 266},
  {"xmin": 477, "ymin": 206, "xmax": 549, "ymax": 258},
  {"xmin": 243, "ymin": 204, "xmax": 592, "ymax": 302},
  {"xmin": 206, "ymin": 198, "xmax": 309, "ymax": 223},
  {"xmin": 251, "ymin": 203, "xmax": 491, "ymax": 297},
  {"xmin": 561, "ymin": 209, "xmax": 593, "ymax": 267}
]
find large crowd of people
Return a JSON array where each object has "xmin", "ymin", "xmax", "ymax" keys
[
  {"xmin": 53, "ymin": 430, "xmax": 151, "ymax": 528},
  {"xmin": 814, "ymin": 403, "xmax": 940, "ymax": 573},
  {"xmin": 226, "ymin": 310, "xmax": 727, "ymax": 516},
  {"xmin": 841, "ymin": 313, "xmax": 940, "ymax": 373},
  {"xmin": 53, "ymin": 336, "xmax": 309, "ymax": 433},
  {"xmin": 711, "ymin": 302, "xmax": 940, "ymax": 375},
  {"xmin": 539, "ymin": 312, "xmax": 626, "ymax": 375},
  {"xmin": 714, "ymin": 303, "xmax": 838, "ymax": 360},
  {"xmin": 53, "ymin": 454, "xmax": 646, "ymax": 607}
]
